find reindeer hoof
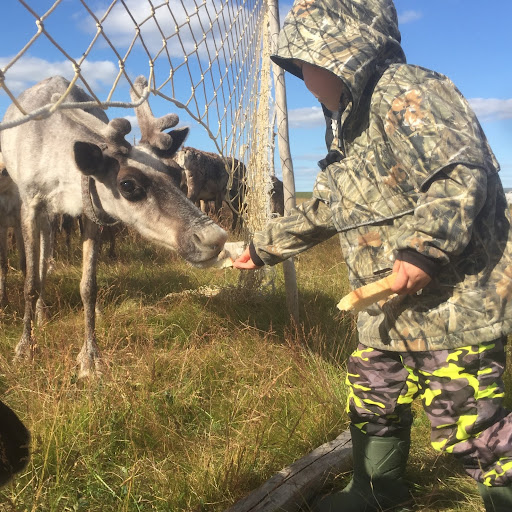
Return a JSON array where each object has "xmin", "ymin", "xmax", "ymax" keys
[
  {"xmin": 76, "ymin": 351, "xmax": 104, "ymax": 381},
  {"xmin": 13, "ymin": 336, "xmax": 36, "ymax": 362}
]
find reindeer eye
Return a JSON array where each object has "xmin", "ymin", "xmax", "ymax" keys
[{"xmin": 119, "ymin": 178, "xmax": 146, "ymax": 201}]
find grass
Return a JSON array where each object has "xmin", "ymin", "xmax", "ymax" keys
[{"xmin": 0, "ymin": 219, "xmax": 509, "ymax": 511}]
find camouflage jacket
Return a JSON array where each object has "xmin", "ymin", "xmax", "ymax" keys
[{"xmin": 252, "ymin": 0, "xmax": 512, "ymax": 351}]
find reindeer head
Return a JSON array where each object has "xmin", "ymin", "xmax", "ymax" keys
[{"xmin": 63, "ymin": 77, "xmax": 226, "ymax": 265}]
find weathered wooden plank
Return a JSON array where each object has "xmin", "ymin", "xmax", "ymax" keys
[{"xmin": 226, "ymin": 430, "xmax": 353, "ymax": 512}]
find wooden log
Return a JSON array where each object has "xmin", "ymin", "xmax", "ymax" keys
[{"xmin": 226, "ymin": 430, "xmax": 352, "ymax": 512}]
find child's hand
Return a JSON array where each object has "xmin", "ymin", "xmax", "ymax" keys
[
  {"xmin": 232, "ymin": 247, "xmax": 263, "ymax": 270},
  {"xmin": 391, "ymin": 259, "xmax": 431, "ymax": 295}
]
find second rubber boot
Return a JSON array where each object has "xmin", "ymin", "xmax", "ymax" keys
[
  {"xmin": 312, "ymin": 424, "xmax": 411, "ymax": 512},
  {"xmin": 477, "ymin": 482, "xmax": 512, "ymax": 512}
]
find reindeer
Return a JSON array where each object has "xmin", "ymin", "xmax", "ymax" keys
[
  {"xmin": 178, "ymin": 146, "xmax": 230, "ymax": 214},
  {"xmin": 270, "ymin": 175, "xmax": 284, "ymax": 218},
  {"xmin": 0, "ymin": 154, "xmax": 25, "ymax": 308},
  {"xmin": 0, "ymin": 76, "xmax": 228, "ymax": 379},
  {"xmin": 223, "ymin": 161, "xmax": 285, "ymax": 229},
  {"xmin": 177, "ymin": 148, "xmax": 249, "ymax": 230},
  {"xmin": 224, "ymin": 156, "xmax": 247, "ymax": 230}
]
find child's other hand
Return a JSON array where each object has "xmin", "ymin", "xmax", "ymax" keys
[
  {"xmin": 391, "ymin": 259, "xmax": 431, "ymax": 295},
  {"xmin": 232, "ymin": 247, "xmax": 263, "ymax": 270}
]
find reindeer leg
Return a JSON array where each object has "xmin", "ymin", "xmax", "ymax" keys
[
  {"xmin": 15, "ymin": 203, "xmax": 40, "ymax": 361},
  {"xmin": 216, "ymin": 192, "xmax": 223, "ymax": 216},
  {"xmin": 35, "ymin": 214, "xmax": 53, "ymax": 325},
  {"xmin": 14, "ymin": 221, "xmax": 26, "ymax": 276},
  {"xmin": 0, "ymin": 225, "xmax": 8, "ymax": 308},
  {"xmin": 62, "ymin": 214, "xmax": 74, "ymax": 259},
  {"xmin": 106, "ymin": 226, "xmax": 117, "ymax": 260},
  {"xmin": 1, "ymin": 221, "xmax": 27, "ymax": 312},
  {"xmin": 230, "ymin": 208, "xmax": 239, "ymax": 232},
  {"xmin": 229, "ymin": 192, "xmax": 240, "ymax": 232},
  {"xmin": 77, "ymin": 217, "xmax": 102, "ymax": 379}
]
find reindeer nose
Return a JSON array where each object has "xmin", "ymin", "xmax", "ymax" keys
[{"xmin": 193, "ymin": 225, "xmax": 228, "ymax": 253}]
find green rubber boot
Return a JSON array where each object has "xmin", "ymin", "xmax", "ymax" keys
[
  {"xmin": 477, "ymin": 482, "xmax": 512, "ymax": 512},
  {"xmin": 312, "ymin": 424, "xmax": 411, "ymax": 512}
]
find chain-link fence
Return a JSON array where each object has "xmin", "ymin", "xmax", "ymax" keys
[
  {"xmin": 1, "ymin": 0, "xmax": 276, "ymax": 227},
  {"xmin": 0, "ymin": 1, "xmax": 260, "ymax": 153},
  {"xmin": 0, "ymin": 0, "xmax": 298, "ymax": 313}
]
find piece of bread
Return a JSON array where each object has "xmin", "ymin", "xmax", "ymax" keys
[
  {"xmin": 337, "ymin": 273, "xmax": 397, "ymax": 313},
  {"xmin": 212, "ymin": 256, "xmax": 234, "ymax": 268},
  {"xmin": 211, "ymin": 241, "xmax": 245, "ymax": 268}
]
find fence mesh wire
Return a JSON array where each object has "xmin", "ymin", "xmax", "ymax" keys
[
  {"xmin": 4, "ymin": 0, "xmax": 275, "ymax": 218},
  {"xmin": 3, "ymin": 1, "xmax": 263, "ymax": 139},
  {"xmin": 1, "ymin": 0, "xmax": 286, "ymax": 294}
]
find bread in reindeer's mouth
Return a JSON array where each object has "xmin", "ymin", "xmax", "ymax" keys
[
  {"xmin": 211, "ymin": 241, "xmax": 246, "ymax": 268},
  {"xmin": 337, "ymin": 273, "xmax": 397, "ymax": 313}
]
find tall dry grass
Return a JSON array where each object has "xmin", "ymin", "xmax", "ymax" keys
[{"xmin": 0, "ymin": 220, "xmax": 507, "ymax": 511}]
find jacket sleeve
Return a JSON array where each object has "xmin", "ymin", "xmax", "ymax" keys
[
  {"xmin": 252, "ymin": 170, "xmax": 338, "ymax": 266},
  {"xmin": 395, "ymin": 163, "xmax": 488, "ymax": 265}
]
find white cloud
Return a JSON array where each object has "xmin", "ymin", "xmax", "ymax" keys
[
  {"xmin": 123, "ymin": 114, "xmax": 138, "ymax": 128},
  {"xmin": 398, "ymin": 10, "xmax": 423, "ymax": 24},
  {"xmin": 0, "ymin": 56, "xmax": 118, "ymax": 94},
  {"xmin": 469, "ymin": 98, "xmax": 512, "ymax": 123},
  {"xmin": 288, "ymin": 106, "xmax": 325, "ymax": 128}
]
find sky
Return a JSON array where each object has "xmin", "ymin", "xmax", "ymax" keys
[{"xmin": 1, "ymin": 0, "xmax": 511, "ymax": 192}]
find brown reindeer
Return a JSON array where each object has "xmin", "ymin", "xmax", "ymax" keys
[
  {"xmin": 179, "ymin": 146, "xmax": 230, "ymax": 213},
  {"xmin": 224, "ymin": 156, "xmax": 248, "ymax": 230},
  {"xmin": 178, "ymin": 148, "xmax": 249, "ymax": 230},
  {"xmin": 0, "ymin": 76, "xmax": 227, "ymax": 379},
  {"xmin": 270, "ymin": 175, "xmax": 285, "ymax": 218}
]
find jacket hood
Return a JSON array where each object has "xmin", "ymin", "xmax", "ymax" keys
[{"xmin": 271, "ymin": 0, "xmax": 406, "ymax": 115}]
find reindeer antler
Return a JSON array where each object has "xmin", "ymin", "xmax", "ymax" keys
[
  {"xmin": 130, "ymin": 76, "xmax": 179, "ymax": 151},
  {"xmin": 104, "ymin": 118, "xmax": 131, "ymax": 151}
]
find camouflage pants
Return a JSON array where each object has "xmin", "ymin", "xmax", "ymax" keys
[{"xmin": 346, "ymin": 338, "xmax": 512, "ymax": 486}]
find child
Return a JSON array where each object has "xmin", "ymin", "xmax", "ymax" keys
[{"xmin": 233, "ymin": 0, "xmax": 512, "ymax": 510}]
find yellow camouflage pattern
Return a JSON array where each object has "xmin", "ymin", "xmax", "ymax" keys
[{"xmin": 346, "ymin": 339, "xmax": 512, "ymax": 486}]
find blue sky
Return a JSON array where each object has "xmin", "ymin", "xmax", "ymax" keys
[{"xmin": 1, "ymin": 0, "xmax": 511, "ymax": 192}]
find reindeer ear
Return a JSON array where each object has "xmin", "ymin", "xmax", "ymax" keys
[
  {"xmin": 166, "ymin": 127, "xmax": 190, "ymax": 156},
  {"xmin": 74, "ymin": 141, "xmax": 120, "ymax": 177},
  {"xmin": 74, "ymin": 141, "xmax": 103, "ymax": 175}
]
